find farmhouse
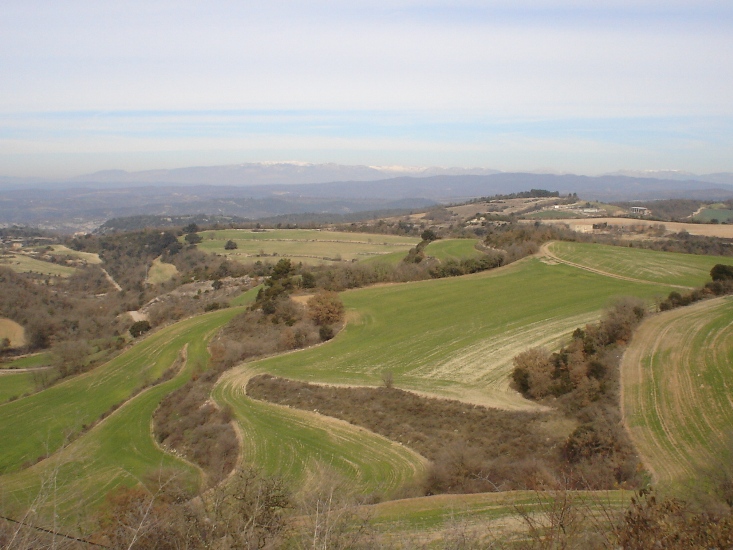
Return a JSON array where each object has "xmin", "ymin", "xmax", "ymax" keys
[{"xmin": 630, "ymin": 206, "xmax": 650, "ymax": 216}]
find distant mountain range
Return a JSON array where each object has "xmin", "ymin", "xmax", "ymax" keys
[
  {"xmin": 2, "ymin": 162, "xmax": 732, "ymax": 189},
  {"xmin": 2, "ymin": 163, "xmax": 733, "ymax": 232}
]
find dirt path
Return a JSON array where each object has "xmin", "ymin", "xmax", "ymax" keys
[
  {"xmin": 101, "ymin": 268, "xmax": 122, "ymax": 291},
  {"xmin": 538, "ymin": 242, "xmax": 692, "ymax": 289}
]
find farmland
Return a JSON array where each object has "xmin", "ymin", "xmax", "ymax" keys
[
  {"xmin": 233, "ymin": 258, "xmax": 671, "ymax": 411},
  {"xmin": 215, "ymin": 368, "xmax": 427, "ymax": 498},
  {"xmin": 424, "ymin": 238, "xmax": 483, "ymax": 262},
  {"xmin": 0, "ymin": 317, "xmax": 26, "ymax": 348},
  {"xmin": 195, "ymin": 228, "xmax": 420, "ymax": 265},
  {"xmin": 0, "ymin": 371, "xmax": 36, "ymax": 403},
  {"xmin": 0, "ymin": 253, "xmax": 77, "ymax": 277},
  {"xmin": 621, "ymin": 296, "xmax": 733, "ymax": 488},
  {"xmin": 44, "ymin": 245, "xmax": 103, "ymax": 265},
  {"xmin": 546, "ymin": 241, "xmax": 728, "ymax": 288},
  {"xmin": 1, "ymin": 236, "xmax": 730, "ymax": 541},
  {"xmin": 0, "ymin": 306, "xmax": 244, "ymax": 475}
]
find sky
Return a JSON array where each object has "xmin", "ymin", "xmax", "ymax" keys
[{"xmin": 1, "ymin": 0, "xmax": 732, "ymax": 179}]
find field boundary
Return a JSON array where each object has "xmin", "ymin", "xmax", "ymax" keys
[{"xmin": 540, "ymin": 242, "xmax": 693, "ymax": 289}]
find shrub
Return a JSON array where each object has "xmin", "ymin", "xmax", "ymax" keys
[
  {"xmin": 711, "ymin": 263, "xmax": 733, "ymax": 281},
  {"xmin": 319, "ymin": 325, "xmax": 335, "ymax": 341},
  {"xmin": 224, "ymin": 239, "xmax": 238, "ymax": 250},
  {"xmin": 307, "ymin": 291, "xmax": 345, "ymax": 326},
  {"xmin": 129, "ymin": 320, "xmax": 152, "ymax": 337}
]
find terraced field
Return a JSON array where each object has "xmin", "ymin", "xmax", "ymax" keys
[
  {"xmin": 3, "ymin": 241, "xmax": 727, "ymax": 530},
  {"xmin": 234, "ymin": 258, "xmax": 670, "ymax": 411},
  {"xmin": 424, "ymin": 238, "xmax": 483, "ymax": 262},
  {"xmin": 0, "ymin": 371, "xmax": 36, "ymax": 403},
  {"xmin": 370, "ymin": 489, "xmax": 632, "ymax": 543},
  {"xmin": 0, "ymin": 306, "xmax": 244, "ymax": 474},
  {"xmin": 0, "ymin": 254, "xmax": 77, "ymax": 277},
  {"xmin": 44, "ymin": 245, "xmax": 102, "ymax": 264},
  {"xmin": 546, "ymin": 241, "xmax": 728, "ymax": 288},
  {"xmin": 196, "ymin": 229, "xmax": 419, "ymax": 265},
  {"xmin": 215, "ymin": 368, "xmax": 426, "ymax": 498},
  {"xmin": 0, "ymin": 352, "xmax": 202, "ymax": 518},
  {"xmin": 621, "ymin": 296, "xmax": 733, "ymax": 487},
  {"xmin": 0, "ymin": 352, "xmax": 53, "ymax": 370}
]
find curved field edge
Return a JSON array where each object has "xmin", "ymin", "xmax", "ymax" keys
[
  {"xmin": 214, "ymin": 368, "xmax": 427, "ymax": 499},
  {"xmin": 368, "ymin": 489, "xmax": 632, "ymax": 540},
  {"xmin": 0, "ymin": 302, "xmax": 257, "ymax": 518},
  {"xmin": 244, "ymin": 258, "xmax": 671, "ymax": 411},
  {"xmin": 196, "ymin": 228, "xmax": 420, "ymax": 265},
  {"xmin": 0, "ymin": 306, "xmax": 244, "ymax": 473},
  {"xmin": 547, "ymin": 241, "xmax": 729, "ymax": 288},
  {"xmin": 425, "ymin": 239, "xmax": 483, "ymax": 262},
  {"xmin": 621, "ymin": 296, "xmax": 733, "ymax": 489}
]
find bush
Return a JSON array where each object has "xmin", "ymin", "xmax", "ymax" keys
[
  {"xmin": 129, "ymin": 320, "xmax": 152, "ymax": 337},
  {"xmin": 224, "ymin": 239, "xmax": 238, "ymax": 250},
  {"xmin": 184, "ymin": 232, "xmax": 202, "ymax": 244},
  {"xmin": 307, "ymin": 291, "xmax": 345, "ymax": 326},
  {"xmin": 711, "ymin": 263, "xmax": 733, "ymax": 281},
  {"xmin": 319, "ymin": 325, "xmax": 335, "ymax": 341}
]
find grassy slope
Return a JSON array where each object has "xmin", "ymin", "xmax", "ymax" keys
[
  {"xmin": 146, "ymin": 256, "xmax": 178, "ymax": 284},
  {"xmin": 0, "ymin": 372, "xmax": 36, "ymax": 403},
  {"xmin": 549, "ymin": 241, "xmax": 729, "ymax": 288},
  {"xmin": 0, "ymin": 254, "xmax": 77, "ymax": 277},
  {"xmin": 695, "ymin": 208, "xmax": 733, "ymax": 222},
  {"xmin": 196, "ymin": 229, "xmax": 419, "ymax": 265},
  {"xmin": 215, "ymin": 370, "xmax": 427, "ymax": 498},
  {"xmin": 369, "ymin": 489, "xmax": 632, "ymax": 541},
  {"xmin": 0, "ymin": 307, "xmax": 243, "ymax": 474},
  {"xmin": 1, "ymin": 352, "xmax": 53, "ymax": 370},
  {"xmin": 0, "ymin": 343, "xmax": 205, "ymax": 519},
  {"xmin": 622, "ymin": 296, "xmax": 733, "ymax": 489},
  {"xmin": 239, "ymin": 259, "xmax": 669, "ymax": 412},
  {"xmin": 46, "ymin": 245, "xmax": 103, "ymax": 264},
  {"xmin": 0, "ymin": 318, "xmax": 26, "ymax": 348},
  {"xmin": 425, "ymin": 239, "xmax": 483, "ymax": 262}
]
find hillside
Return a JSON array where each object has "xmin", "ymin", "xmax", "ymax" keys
[{"xmin": 1, "ymin": 228, "xmax": 732, "ymax": 546}]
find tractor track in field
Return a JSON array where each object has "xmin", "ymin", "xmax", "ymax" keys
[
  {"xmin": 620, "ymin": 296, "xmax": 733, "ymax": 485},
  {"xmin": 539, "ymin": 243, "xmax": 693, "ymax": 290}
]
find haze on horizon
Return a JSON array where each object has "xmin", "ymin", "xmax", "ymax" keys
[{"xmin": 1, "ymin": 1, "xmax": 732, "ymax": 179}]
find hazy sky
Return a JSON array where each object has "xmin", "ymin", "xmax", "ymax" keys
[{"xmin": 1, "ymin": 1, "xmax": 732, "ymax": 178}]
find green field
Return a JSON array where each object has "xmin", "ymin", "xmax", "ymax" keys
[
  {"xmin": 0, "ymin": 347, "xmax": 204, "ymax": 519},
  {"xmin": 195, "ymin": 229, "xmax": 420, "ymax": 265},
  {"xmin": 695, "ymin": 208, "xmax": 733, "ymax": 223},
  {"xmin": 233, "ymin": 258, "xmax": 670, "ymax": 411},
  {"xmin": 0, "ymin": 254, "xmax": 77, "ymax": 277},
  {"xmin": 622, "ymin": 296, "xmax": 733, "ymax": 489},
  {"xmin": 0, "ymin": 306, "xmax": 244, "ymax": 474},
  {"xmin": 1, "ymin": 352, "xmax": 53, "ymax": 370},
  {"xmin": 215, "ymin": 370, "xmax": 426, "ymax": 498},
  {"xmin": 369, "ymin": 489, "xmax": 632, "ymax": 543},
  {"xmin": 3, "ymin": 242, "xmax": 728, "ymax": 528},
  {"xmin": 547, "ymin": 241, "xmax": 729, "ymax": 288},
  {"xmin": 0, "ymin": 371, "xmax": 36, "ymax": 403},
  {"xmin": 424, "ymin": 239, "xmax": 483, "ymax": 262}
]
